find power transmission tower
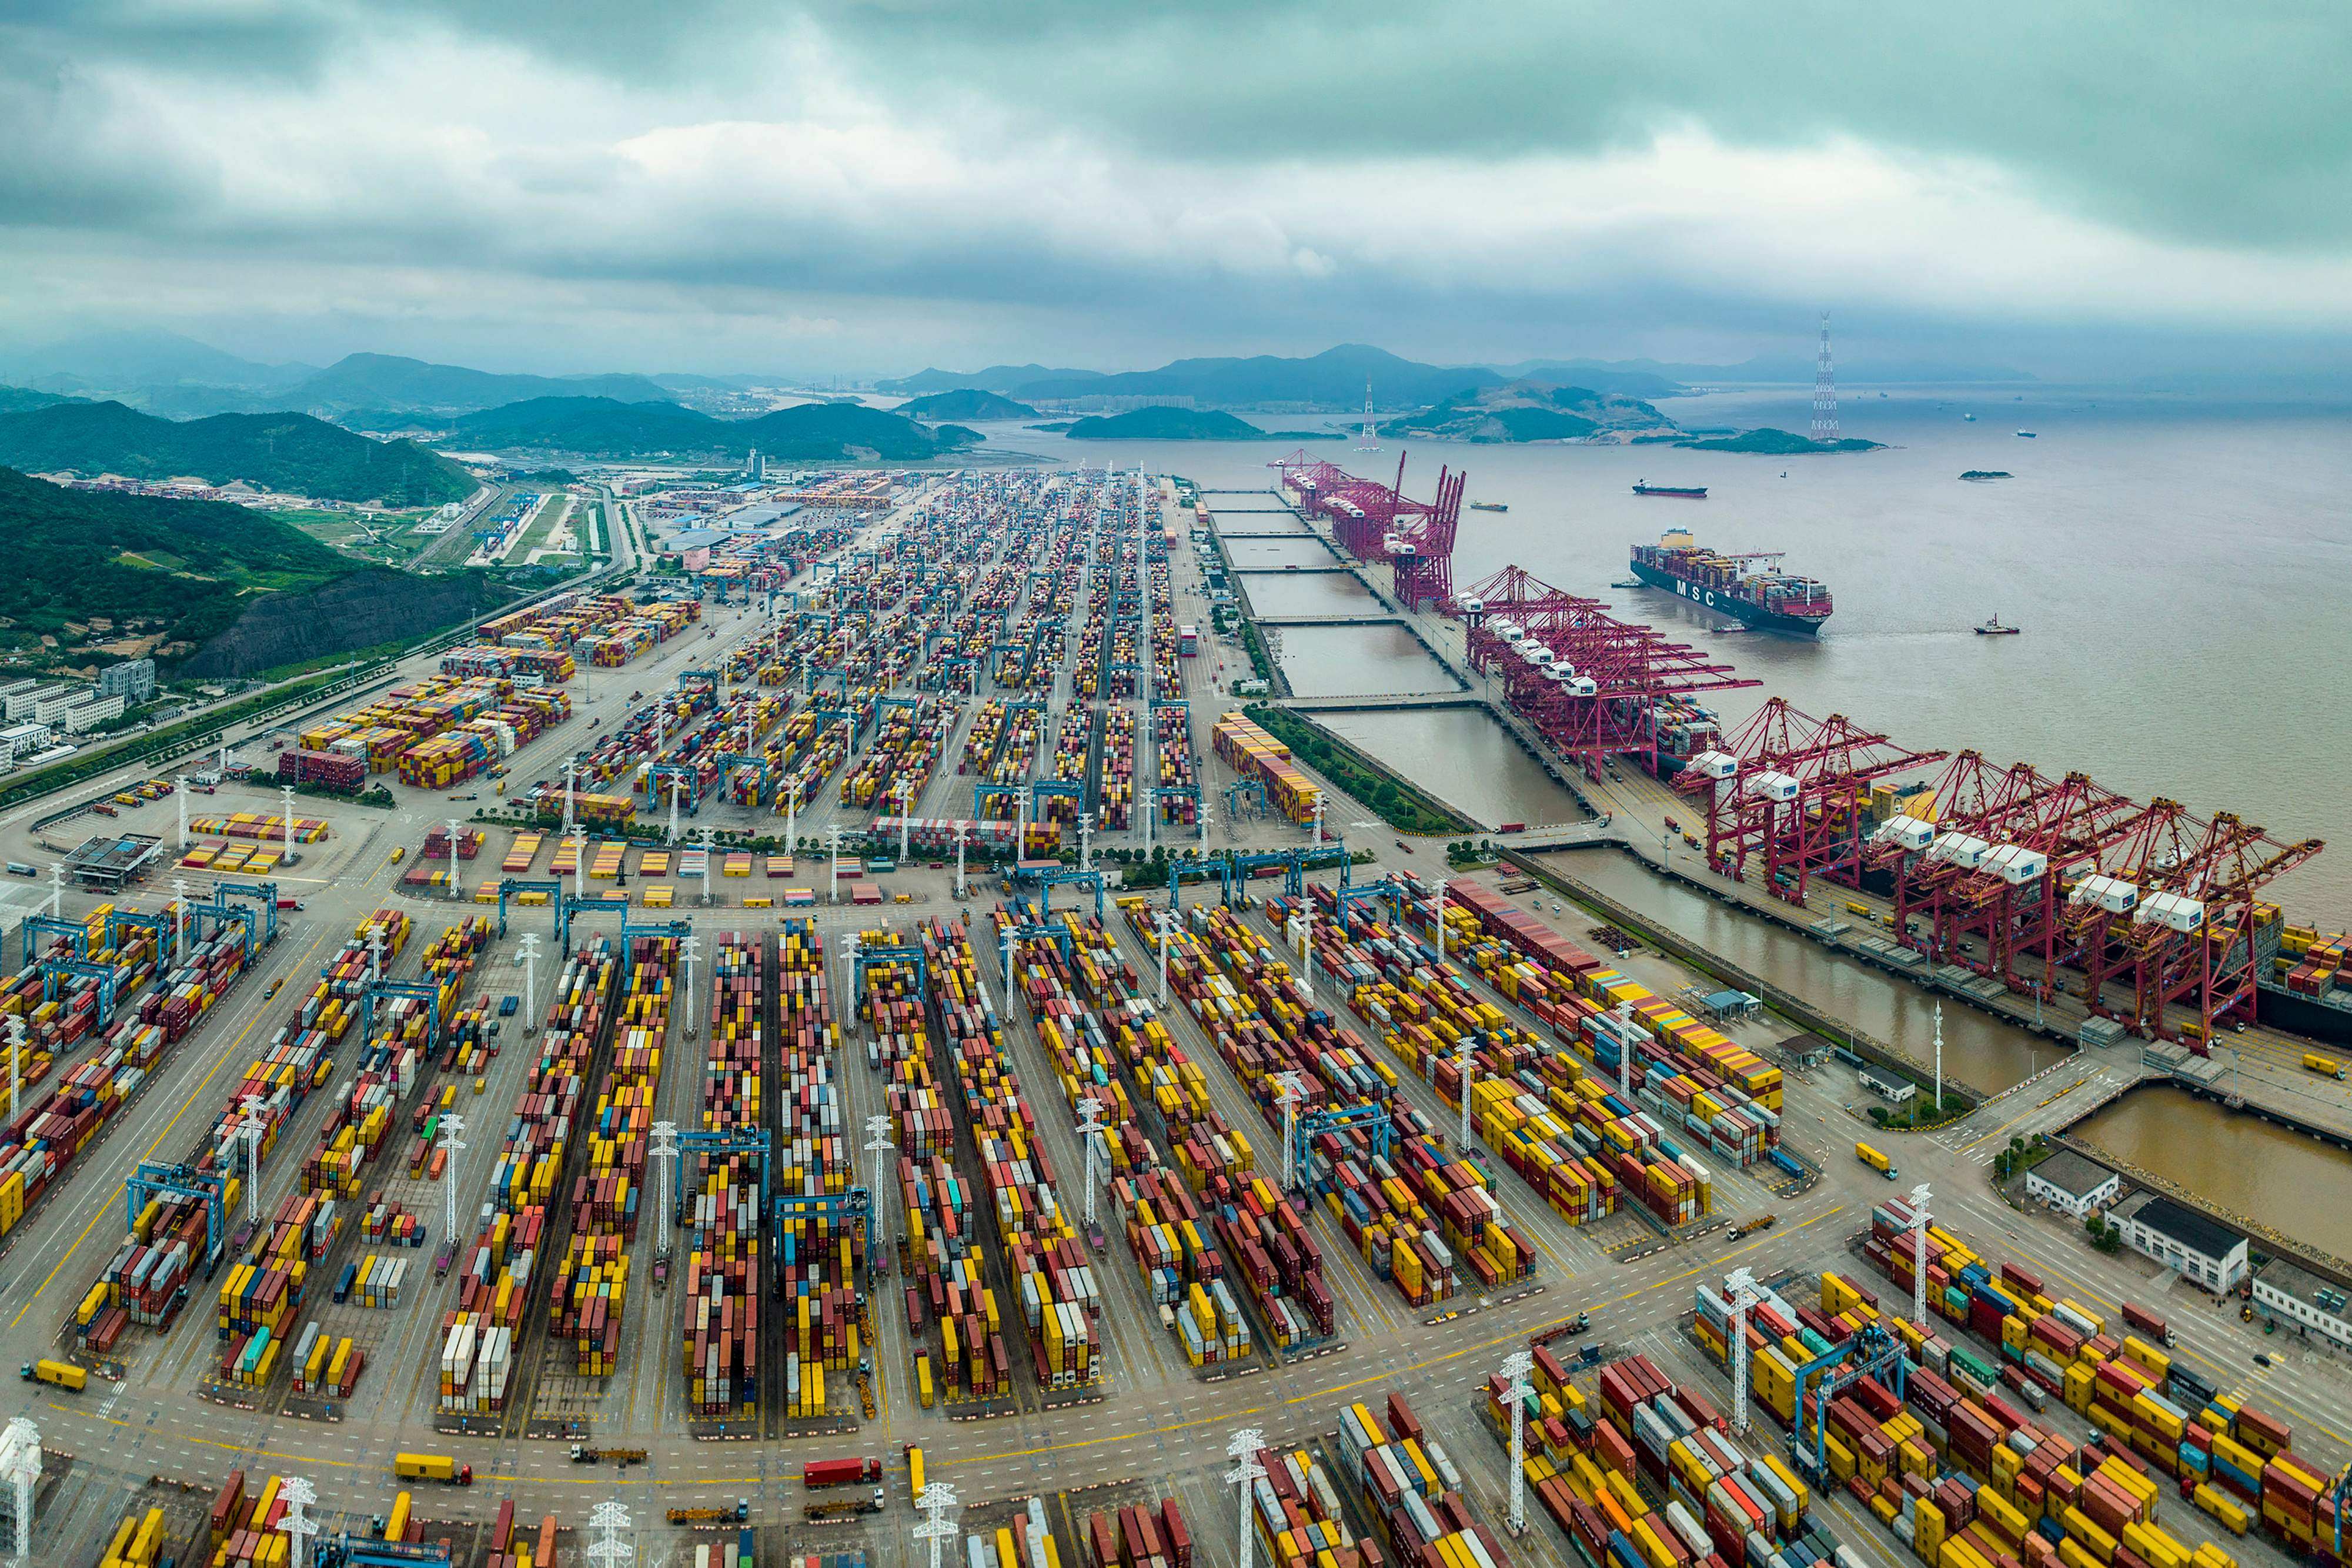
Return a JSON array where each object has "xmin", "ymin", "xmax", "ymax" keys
[
  {"xmin": 1810, "ymin": 311, "xmax": 1838, "ymax": 442},
  {"xmin": 1226, "ymin": 1430, "xmax": 1267, "ymax": 1568}
]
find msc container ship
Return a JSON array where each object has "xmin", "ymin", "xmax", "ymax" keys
[{"xmin": 1629, "ymin": 530, "xmax": 1833, "ymax": 637}]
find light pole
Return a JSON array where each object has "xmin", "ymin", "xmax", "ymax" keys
[
  {"xmin": 865, "ymin": 1115, "xmax": 895, "ymax": 1259},
  {"xmin": 447, "ymin": 817, "xmax": 463, "ymax": 900},
  {"xmin": 668, "ymin": 775, "xmax": 683, "ymax": 847},
  {"xmin": 896, "ymin": 780, "xmax": 914, "ymax": 865},
  {"xmin": 827, "ymin": 826, "xmax": 843, "ymax": 904},
  {"xmin": 786, "ymin": 777, "xmax": 800, "ymax": 853},
  {"xmin": 1226, "ymin": 1430, "xmax": 1267, "ymax": 1568},
  {"xmin": 1078, "ymin": 810, "xmax": 1093, "ymax": 873},
  {"xmin": 171, "ymin": 875, "xmax": 190, "ymax": 961},
  {"xmin": 1156, "ymin": 905, "xmax": 1173, "ymax": 1004},
  {"xmin": 238, "ymin": 1108, "xmax": 266, "ymax": 1224},
  {"xmin": 1614, "ymin": 1000, "xmax": 1636, "ymax": 1100},
  {"xmin": 562, "ymin": 757, "xmax": 579, "ymax": 844},
  {"xmin": 1454, "ymin": 1035, "xmax": 1475, "ymax": 1154},
  {"xmin": 46, "ymin": 865, "xmax": 62, "ymax": 920},
  {"xmin": 281, "ymin": 784, "xmax": 297, "ymax": 869},
  {"xmin": 954, "ymin": 824, "xmax": 970, "ymax": 901},
  {"xmin": 1310, "ymin": 793, "xmax": 1325, "ymax": 849},
  {"xmin": 1932, "ymin": 1002, "xmax": 1945, "ymax": 1118},
  {"xmin": 699, "ymin": 825, "xmax": 715, "ymax": 907},
  {"xmin": 176, "ymin": 776, "xmax": 191, "ymax": 848},
  {"xmin": 680, "ymin": 934, "xmax": 701, "ymax": 1039},
  {"xmin": 1077, "ymin": 1096, "xmax": 1104, "ymax": 1228},
  {"xmin": 1726, "ymin": 1266, "xmax": 1759, "ymax": 1436},
  {"xmin": 438, "ymin": 1114, "xmax": 467, "ymax": 1247},
  {"xmin": 1501, "ymin": 1350, "xmax": 1534, "ymax": 1534}
]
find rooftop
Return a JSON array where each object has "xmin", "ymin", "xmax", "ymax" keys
[
  {"xmin": 60, "ymin": 831, "xmax": 166, "ymax": 887},
  {"xmin": 2116, "ymin": 1191, "xmax": 2243, "ymax": 1261},
  {"xmin": 2256, "ymin": 1256, "xmax": 2352, "ymax": 1318},
  {"xmin": 2030, "ymin": 1149, "xmax": 2117, "ymax": 1198}
]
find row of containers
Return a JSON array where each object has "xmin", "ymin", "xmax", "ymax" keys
[
  {"xmin": 687, "ymin": 930, "xmax": 766, "ymax": 1418},
  {"xmin": 860, "ymin": 919, "xmax": 1013, "ymax": 1406},
  {"xmin": 1211, "ymin": 712, "xmax": 1322, "ymax": 824},
  {"xmin": 555, "ymin": 934, "xmax": 676, "ymax": 1375},
  {"xmin": 1078, "ymin": 1497, "xmax": 1194, "ymax": 1568},
  {"xmin": 79, "ymin": 910, "xmax": 402, "ymax": 1358},
  {"xmin": 1124, "ymin": 892, "xmax": 1535, "ymax": 1310},
  {"xmin": 439, "ymin": 937, "xmax": 618, "ymax": 1413},
  {"xmin": 1688, "ymin": 1262, "xmax": 2261, "ymax": 1568},
  {"xmin": 926, "ymin": 914, "xmax": 1104, "ymax": 1393},
  {"xmin": 1003, "ymin": 904, "xmax": 1281, "ymax": 1367},
  {"xmin": 1847, "ymin": 1198, "xmax": 2331, "ymax": 1557},
  {"xmin": 300, "ymin": 673, "xmax": 572, "ymax": 783},
  {"xmin": 479, "ymin": 589, "xmax": 700, "ymax": 667},
  {"xmin": 1481, "ymin": 1347, "xmax": 1852, "ymax": 1568},
  {"xmin": 770, "ymin": 920, "xmax": 870, "ymax": 1419},
  {"xmin": 1155, "ymin": 703, "xmax": 1198, "ymax": 825}
]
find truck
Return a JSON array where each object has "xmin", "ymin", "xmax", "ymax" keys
[
  {"xmin": 21, "ymin": 1359, "xmax": 86, "ymax": 1392},
  {"xmin": 666, "ymin": 1503, "xmax": 750, "ymax": 1525},
  {"xmin": 2303, "ymin": 1053, "xmax": 2346, "ymax": 1081},
  {"xmin": 1725, "ymin": 1212, "xmax": 1777, "ymax": 1241},
  {"xmin": 1855, "ymin": 1142, "xmax": 1897, "ymax": 1180},
  {"xmin": 571, "ymin": 1446, "xmax": 648, "ymax": 1466},
  {"xmin": 393, "ymin": 1453, "xmax": 473, "ymax": 1486},
  {"xmin": 803, "ymin": 1493, "xmax": 885, "ymax": 1522},
  {"xmin": 2121, "ymin": 1301, "xmax": 2175, "ymax": 1347},
  {"xmin": 803, "ymin": 1457, "xmax": 883, "ymax": 1489},
  {"xmin": 905, "ymin": 1444, "xmax": 926, "ymax": 1499}
]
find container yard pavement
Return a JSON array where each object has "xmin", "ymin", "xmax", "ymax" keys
[{"xmin": 4, "ymin": 470, "xmax": 2351, "ymax": 1568}]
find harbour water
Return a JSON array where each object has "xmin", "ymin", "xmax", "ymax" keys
[
  {"xmin": 2072, "ymin": 1084, "xmax": 2352, "ymax": 1262},
  {"xmin": 1314, "ymin": 707, "xmax": 1569, "ymax": 831},
  {"xmin": 983, "ymin": 391, "xmax": 2352, "ymax": 923}
]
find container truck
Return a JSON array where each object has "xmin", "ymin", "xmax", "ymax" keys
[
  {"xmin": 1855, "ymin": 1142, "xmax": 1896, "ymax": 1179},
  {"xmin": 2120, "ymin": 1300, "xmax": 2174, "ymax": 1346},
  {"xmin": 803, "ymin": 1457, "xmax": 883, "ymax": 1489},
  {"xmin": 21, "ymin": 1358, "xmax": 86, "ymax": 1392},
  {"xmin": 2303, "ymin": 1052, "xmax": 2345, "ymax": 1080},
  {"xmin": 393, "ymin": 1452, "xmax": 473, "ymax": 1485},
  {"xmin": 665, "ymin": 1502, "xmax": 750, "ymax": 1524},
  {"xmin": 803, "ymin": 1493, "xmax": 885, "ymax": 1522}
]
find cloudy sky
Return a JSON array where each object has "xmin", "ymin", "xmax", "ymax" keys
[{"xmin": 4, "ymin": 1, "xmax": 2349, "ymax": 379}]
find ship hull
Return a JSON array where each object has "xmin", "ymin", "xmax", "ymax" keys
[
  {"xmin": 2257, "ymin": 981, "xmax": 2352, "ymax": 1047},
  {"xmin": 1629, "ymin": 559, "xmax": 1830, "ymax": 637}
]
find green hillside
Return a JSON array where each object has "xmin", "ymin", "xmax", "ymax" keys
[
  {"xmin": 730, "ymin": 402, "xmax": 980, "ymax": 459},
  {"xmin": 1392, "ymin": 382, "xmax": 1679, "ymax": 443},
  {"xmin": 1673, "ymin": 426, "xmax": 1885, "ymax": 454},
  {"xmin": 0, "ymin": 402, "xmax": 473, "ymax": 504},
  {"xmin": 896, "ymin": 389, "xmax": 1039, "ymax": 421},
  {"xmin": 449, "ymin": 396, "xmax": 724, "ymax": 454},
  {"xmin": 0, "ymin": 466, "xmax": 352, "ymax": 648},
  {"xmin": 288, "ymin": 353, "xmax": 675, "ymax": 413},
  {"xmin": 1062, "ymin": 407, "xmax": 1274, "ymax": 440}
]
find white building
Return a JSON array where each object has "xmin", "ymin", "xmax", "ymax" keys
[
  {"xmin": 61, "ymin": 690, "xmax": 126, "ymax": 733},
  {"xmin": 2111, "ymin": 1192, "xmax": 2249, "ymax": 1290},
  {"xmin": 2253, "ymin": 1259, "xmax": 2352, "ymax": 1349},
  {"xmin": 31, "ymin": 684, "xmax": 89, "ymax": 725},
  {"xmin": 2024, "ymin": 1149, "xmax": 2123, "ymax": 1219}
]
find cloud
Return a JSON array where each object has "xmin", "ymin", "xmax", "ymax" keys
[{"xmin": 0, "ymin": 1, "xmax": 2347, "ymax": 373}]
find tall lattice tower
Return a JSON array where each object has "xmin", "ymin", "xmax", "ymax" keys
[
  {"xmin": 1810, "ymin": 312, "xmax": 1838, "ymax": 442},
  {"xmin": 1355, "ymin": 378, "xmax": 1379, "ymax": 450}
]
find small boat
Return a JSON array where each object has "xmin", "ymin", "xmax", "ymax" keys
[
  {"xmin": 1778, "ymin": 470, "xmax": 1788, "ymax": 479},
  {"xmin": 1610, "ymin": 579, "xmax": 1643, "ymax": 590},
  {"xmin": 1975, "ymin": 613, "xmax": 2021, "ymax": 636},
  {"xmin": 2015, "ymin": 430, "xmax": 2037, "ymax": 438},
  {"xmin": 1632, "ymin": 482, "xmax": 1708, "ymax": 498},
  {"xmin": 1469, "ymin": 500, "xmax": 1508, "ymax": 512},
  {"xmin": 1963, "ymin": 413, "xmax": 1976, "ymax": 422}
]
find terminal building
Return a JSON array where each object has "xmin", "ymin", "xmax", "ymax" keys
[{"xmin": 2110, "ymin": 1191, "xmax": 2250, "ymax": 1290}]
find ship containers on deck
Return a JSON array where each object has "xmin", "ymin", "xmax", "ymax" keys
[
  {"xmin": 927, "ymin": 915, "xmax": 1098, "ymax": 1390},
  {"xmin": 557, "ymin": 934, "xmax": 673, "ymax": 1375}
]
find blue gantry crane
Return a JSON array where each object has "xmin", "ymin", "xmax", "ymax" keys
[{"xmin": 126, "ymin": 1160, "xmax": 229, "ymax": 1274}]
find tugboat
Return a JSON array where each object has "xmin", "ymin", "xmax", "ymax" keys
[{"xmin": 1974, "ymin": 612, "xmax": 2021, "ymax": 636}]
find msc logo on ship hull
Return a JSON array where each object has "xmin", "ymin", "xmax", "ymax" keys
[{"xmin": 1676, "ymin": 582, "xmax": 1717, "ymax": 609}]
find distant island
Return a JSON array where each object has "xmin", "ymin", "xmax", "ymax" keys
[
  {"xmin": 1960, "ymin": 469, "xmax": 2012, "ymax": 481},
  {"xmin": 1387, "ymin": 380, "xmax": 1679, "ymax": 443},
  {"xmin": 1061, "ymin": 407, "xmax": 1322, "ymax": 441},
  {"xmin": 1673, "ymin": 426, "xmax": 1885, "ymax": 454},
  {"xmin": 895, "ymin": 388, "xmax": 1038, "ymax": 421}
]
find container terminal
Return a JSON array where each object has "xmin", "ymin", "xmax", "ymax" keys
[{"xmin": 0, "ymin": 464, "xmax": 2346, "ymax": 1568}]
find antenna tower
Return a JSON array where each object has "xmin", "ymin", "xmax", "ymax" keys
[{"xmin": 1810, "ymin": 311, "xmax": 1838, "ymax": 442}]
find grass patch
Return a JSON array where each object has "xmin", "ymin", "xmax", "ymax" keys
[{"xmin": 1242, "ymin": 703, "xmax": 1473, "ymax": 836}]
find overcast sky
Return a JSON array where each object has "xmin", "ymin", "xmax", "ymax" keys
[{"xmin": 4, "ymin": 1, "xmax": 2349, "ymax": 379}]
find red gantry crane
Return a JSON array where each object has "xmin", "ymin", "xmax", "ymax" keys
[
  {"xmin": 1269, "ymin": 450, "xmax": 1467, "ymax": 609},
  {"xmin": 1672, "ymin": 697, "xmax": 1945, "ymax": 908},
  {"xmin": 1457, "ymin": 565, "xmax": 1756, "ymax": 778}
]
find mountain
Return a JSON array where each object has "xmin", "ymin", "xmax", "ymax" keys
[
  {"xmin": 447, "ymin": 396, "xmax": 726, "ymax": 455},
  {"xmin": 651, "ymin": 372, "xmax": 763, "ymax": 392},
  {"xmin": 1014, "ymin": 345, "xmax": 1496, "ymax": 409},
  {"xmin": 284, "ymin": 354, "xmax": 677, "ymax": 415},
  {"xmin": 1526, "ymin": 353, "xmax": 2033, "ymax": 385},
  {"xmin": 730, "ymin": 402, "xmax": 980, "ymax": 460},
  {"xmin": 878, "ymin": 364, "xmax": 1104, "ymax": 396},
  {"xmin": 1062, "ymin": 408, "xmax": 1280, "ymax": 441},
  {"xmin": 1389, "ymin": 382, "xmax": 1680, "ymax": 443},
  {"xmin": 896, "ymin": 389, "xmax": 1038, "ymax": 421},
  {"xmin": 0, "ymin": 329, "xmax": 315, "ymax": 394},
  {"xmin": 0, "ymin": 464, "xmax": 350, "ymax": 650},
  {"xmin": 1672, "ymin": 427, "xmax": 1883, "ymax": 454},
  {"xmin": 1483, "ymin": 360, "xmax": 1684, "ymax": 397},
  {"xmin": 0, "ymin": 402, "xmax": 475, "ymax": 505},
  {"xmin": 0, "ymin": 386, "xmax": 75, "ymax": 414}
]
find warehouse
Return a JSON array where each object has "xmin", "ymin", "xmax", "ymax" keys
[
  {"xmin": 2023, "ymin": 1149, "xmax": 2122, "ymax": 1219},
  {"xmin": 2253, "ymin": 1257, "xmax": 2352, "ymax": 1349},
  {"xmin": 2110, "ymin": 1191, "xmax": 2249, "ymax": 1290}
]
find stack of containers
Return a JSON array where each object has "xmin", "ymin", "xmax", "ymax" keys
[
  {"xmin": 557, "ymin": 935, "xmax": 671, "ymax": 1375},
  {"xmin": 924, "ymin": 915, "xmax": 1098, "ymax": 1392},
  {"xmin": 290, "ymin": 1322, "xmax": 363, "ymax": 1393},
  {"xmin": 686, "ymin": 931, "xmax": 766, "ymax": 1418},
  {"xmin": 1210, "ymin": 713, "xmax": 1320, "ymax": 824},
  {"xmin": 362, "ymin": 1201, "xmax": 425, "ymax": 1248},
  {"xmin": 1045, "ymin": 703, "xmax": 1091, "ymax": 822},
  {"xmin": 1100, "ymin": 703, "xmax": 1135, "ymax": 829},
  {"xmin": 1117, "ymin": 897, "xmax": 1337, "ymax": 1350},
  {"xmin": 977, "ymin": 704, "xmax": 1045, "ymax": 819},
  {"xmin": 1081, "ymin": 1500, "xmax": 1193, "ymax": 1568},
  {"xmin": 94, "ymin": 1507, "xmax": 172, "ymax": 1568},
  {"xmin": 437, "ymin": 938, "xmax": 615, "ymax": 1414},
  {"xmin": 1154, "ymin": 704, "xmax": 1197, "ymax": 825}
]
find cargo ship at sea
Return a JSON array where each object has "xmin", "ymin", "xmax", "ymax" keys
[{"xmin": 1628, "ymin": 530, "xmax": 1833, "ymax": 637}]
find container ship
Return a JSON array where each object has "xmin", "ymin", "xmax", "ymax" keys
[
  {"xmin": 1628, "ymin": 530, "xmax": 1833, "ymax": 637},
  {"xmin": 2256, "ymin": 917, "xmax": 2352, "ymax": 1045}
]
